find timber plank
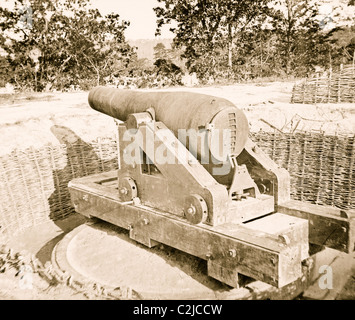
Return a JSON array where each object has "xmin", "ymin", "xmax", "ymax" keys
[
  {"xmin": 278, "ymin": 200, "xmax": 355, "ymax": 253},
  {"xmin": 207, "ymin": 260, "xmax": 239, "ymax": 288},
  {"xmin": 242, "ymin": 213, "xmax": 309, "ymax": 261},
  {"xmin": 69, "ymin": 181, "xmax": 304, "ymax": 287}
]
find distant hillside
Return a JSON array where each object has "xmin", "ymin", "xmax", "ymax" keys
[{"xmin": 128, "ymin": 38, "xmax": 173, "ymax": 62}]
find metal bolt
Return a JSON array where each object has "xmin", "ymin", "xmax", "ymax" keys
[
  {"xmin": 82, "ymin": 194, "xmax": 88, "ymax": 201},
  {"xmin": 187, "ymin": 206, "xmax": 195, "ymax": 215},
  {"xmin": 228, "ymin": 249, "xmax": 237, "ymax": 258},
  {"xmin": 270, "ymin": 257, "xmax": 277, "ymax": 265},
  {"xmin": 120, "ymin": 187, "xmax": 128, "ymax": 195},
  {"xmin": 143, "ymin": 218, "xmax": 149, "ymax": 225}
]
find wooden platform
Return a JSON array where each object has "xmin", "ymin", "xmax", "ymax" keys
[
  {"xmin": 68, "ymin": 171, "xmax": 311, "ymax": 289},
  {"xmin": 52, "ymin": 221, "xmax": 315, "ymax": 300}
]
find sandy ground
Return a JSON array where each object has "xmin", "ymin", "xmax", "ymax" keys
[
  {"xmin": 0, "ymin": 82, "xmax": 354, "ymax": 156},
  {"xmin": 0, "ymin": 82, "xmax": 354, "ymax": 300},
  {"xmin": 1, "ymin": 215, "xmax": 354, "ymax": 300}
]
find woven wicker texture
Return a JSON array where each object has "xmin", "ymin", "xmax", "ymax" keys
[
  {"xmin": 1, "ymin": 129, "xmax": 354, "ymax": 241},
  {"xmin": 0, "ymin": 131, "xmax": 118, "ymax": 241},
  {"xmin": 251, "ymin": 131, "xmax": 354, "ymax": 210},
  {"xmin": 291, "ymin": 65, "xmax": 355, "ymax": 104}
]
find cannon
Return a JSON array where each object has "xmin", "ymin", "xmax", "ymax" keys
[{"xmin": 69, "ymin": 87, "xmax": 355, "ymax": 289}]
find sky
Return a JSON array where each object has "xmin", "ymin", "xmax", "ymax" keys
[
  {"xmin": 1, "ymin": 0, "xmax": 353, "ymax": 40},
  {"xmin": 86, "ymin": 0, "xmax": 355, "ymax": 39},
  {"xmin": 91, "ymin": 0, "xmax": 174, "ymax": 40}
]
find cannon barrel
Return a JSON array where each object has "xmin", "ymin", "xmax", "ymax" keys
[{"xmin": 88, "ymin": 86, "xmax": 249, "ymax": 158}]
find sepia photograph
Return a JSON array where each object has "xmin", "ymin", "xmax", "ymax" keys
[{"xmin": 0, "ymin": 0, "xmax": 354, "ymax": 305}]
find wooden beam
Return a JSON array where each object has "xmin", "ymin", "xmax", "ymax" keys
[
  {"xmin": 68, "ymin": 173, "xmax": 308, "ymax": 288},
  {"xmin": 207, "ymin": 260, "xmax": 240, "ymax": 288},
  {"xmin": 278, "ymin": 199, "xmax": 355, "ymax": 254},
  {"xmin": 241, "ymin": 212, "xmax": 309, "ymax": 261}
]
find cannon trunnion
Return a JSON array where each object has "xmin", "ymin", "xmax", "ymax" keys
[{"xmin": 69, "ymin": 87, "xmax": 355, "ymax": 289}]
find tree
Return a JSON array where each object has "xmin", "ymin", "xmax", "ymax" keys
[
  {"xmin": 0, "ymin": 56, "xmax": 10, "ymax": 87},
  {"xmin": 0, "ymin": 0, "xmax": 132, "ymax": 91},
  {"xmin": 269, "ymin": 0, "xmax": 331, "ymax": 76},
  {"xmin": 154, "ymin": 42, "xmax": 169, "ymax": 61},
  {"xmin": 61, "ymin": 7, "xmax": 132, "ymax": 88},
  {"xmin": 326, "ymin": 25, "xmax": 355, "ymax": 67},
  {"xmin": 154, "ymin": 0, "xmax": 271, "ymax": 79}
]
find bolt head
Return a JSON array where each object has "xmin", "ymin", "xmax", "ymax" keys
[
  {"xmin": 186, "ymin": 206, "xmax": 195, "ymax": 215},
  {"xmin": 120, "ymin": 187, "xmax": 128, "ymax": 195},
  {"xmin": 229, "ymin": 249, "xmax": 237, "ymax": 258}
]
